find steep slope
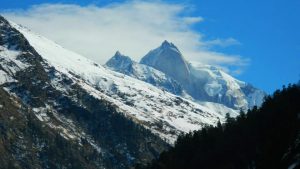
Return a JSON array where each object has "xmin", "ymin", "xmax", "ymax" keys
[
  {"xmin": 105, "ymin": 51, "xmax": 183, "ymax": 95},
  {"xmin": 0, "ymin": 16, "xmax": 169, "ymax": 169},
  {"xmin": 140, "ymin": 41, "xmax": 265, "ymax": 110}
]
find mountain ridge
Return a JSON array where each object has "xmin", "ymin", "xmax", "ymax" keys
[
  {"xmin": 138, "ymin": 40, "xmax": 265, "ymax": 110},
  {"xmin": 105, "ymin": 40, "xmax": 265, "ymax": 110},
  {"xmin": 105, "ymin": 51, "xmax": 184, "ymax": 95}
]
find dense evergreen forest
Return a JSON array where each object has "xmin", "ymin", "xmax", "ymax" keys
[{"xmin": 137, "ymin": 83, "xmax": 300, "ymax": 169}]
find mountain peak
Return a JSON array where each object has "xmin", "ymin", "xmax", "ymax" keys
[
  {"xmin": 106, "ymin": 51, "xmax": 133, "ymax": 71},
  {"xmin": 140, "ymin": 41, "xmax": 183, "ymax": 65},
  {"xmin": 111, "ymin": 50, "xmax": 131, "ymax": 60},
  {"xmin": 115, "ymin": 50, "xmax": 121, "ymax": 56},
  {"xmin": 140, "ymin": 41, "xmax": 190, "ymax": 84},
  {"xmin": 161, "ymin": 40, "xmax": 172, "ymax": 47},
  {"xmin": 160, "ymin": 40, "xmax": 178, "ymax": 51}
]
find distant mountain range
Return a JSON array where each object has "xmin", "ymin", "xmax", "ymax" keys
[{"xmin": 106, "ymin": 40, "xmax": 265, "ymax": 111}]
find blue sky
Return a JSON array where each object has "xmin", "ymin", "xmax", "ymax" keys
[{"xmin": 1, "ymin": 0, "xmax": 299, "ymax": 94}]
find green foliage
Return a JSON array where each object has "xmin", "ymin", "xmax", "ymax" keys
[{"xmin": 140, "ymin": 84, "xmax": 300, "ymax": 169}]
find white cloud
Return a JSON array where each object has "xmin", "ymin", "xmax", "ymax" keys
[
  {"xmin": 2, "ymin": 1, "xmax": 248, "ymax": 74},
  {"xmin": 205, "ymin": 38, "xmax": 241, "ymax": 48}
]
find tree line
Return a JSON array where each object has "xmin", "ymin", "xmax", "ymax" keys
[{"xmin": 137, "ymin": 83, "xmax": 300, "ymax": 169}]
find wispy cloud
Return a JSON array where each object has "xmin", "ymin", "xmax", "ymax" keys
[
  {"xmin": 2, "ymin": 1, "xmax": 248, "ymax": 74},
  {"xmin": 205, "ymin": 38, "xmax": 241, "ymax": 48}
]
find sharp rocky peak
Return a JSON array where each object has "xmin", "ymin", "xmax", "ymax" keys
[
  {"xmin": 114, "ymin": 50, "xmax": 123, "ymax": 57},
  {"xmin": 115, "ymin": 50, "xmax": 120, "ymax": 55},
  {"xmin": 159, "ymin": 40, "xmax": 180, "ymax": 53},
  {"xmin": 161, "ymin": 40, "xmax": 176, "ymax": 48},
  {"xmin": 140, "ymin": 40, "xmax": 191, "ymax": 86},
  {"xmin": 111, "ymin": 51, "xmax": 132, "ymax": 62},
  {"xmin": 140, "ymin": 40, "xmax": 186, "ymax": 63},
  {"xmin": 105, "ymin": 50, "xmax": 134, "ymax": 71}
]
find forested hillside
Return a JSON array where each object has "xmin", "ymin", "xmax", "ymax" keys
[{"xmin": 138, "ymin": 84, "xmax": 300, "ymax": 169}]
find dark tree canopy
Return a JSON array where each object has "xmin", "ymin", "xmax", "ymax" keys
[{"xmin": 138, "ymin": 84, "xmax": 300, "ymax": 169}]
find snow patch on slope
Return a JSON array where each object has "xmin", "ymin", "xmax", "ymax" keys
[
  {"xmin": 32, "ymin": 103, "xmax": 102, "ymax": 153},
  {"xmin": 0, "ymin": 44, "xmax": 29, "ymax": 84},
  {"xmin": 0, "ymin": 70, "xmax": 15, "ymax": 84}
]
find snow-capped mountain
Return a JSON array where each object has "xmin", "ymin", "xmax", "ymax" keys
[
  {"xmin": 13, "ymin": 22, "xmax": 237, "ymax": 143},
  {"xmin": 0, "ymin": 16, "xmax": 238, "ymax": 168},
  {"xmin": 105, "ymin": 51, "xmax": 184, "ymax": 95},
  {"xmin": 141, "ymin": 41, "xmax": 191, "ymax": 87},
  {"xmin": 105, "ymin": 49, "xmax": 249, "ymax": 116},
  {"xmin": 140, "ymin": 40, "xmax": 265, "ymax": 110}
]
